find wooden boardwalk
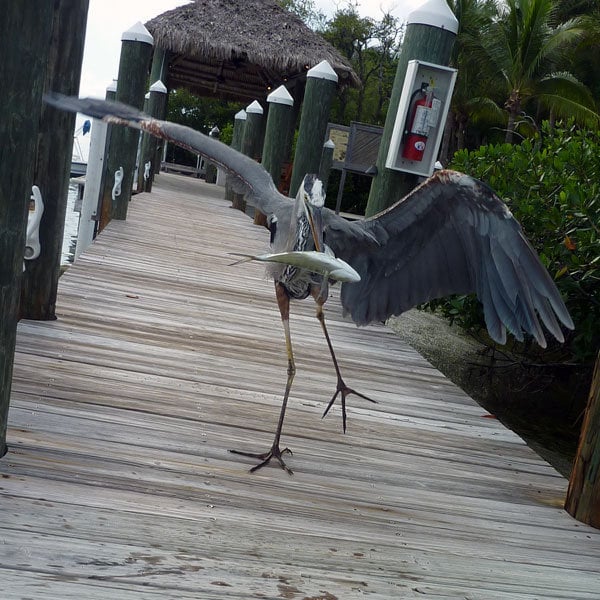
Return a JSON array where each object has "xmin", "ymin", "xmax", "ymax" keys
[{"xmin": 2, "ymin": 173, "xmax": 599, "ymax": 599}]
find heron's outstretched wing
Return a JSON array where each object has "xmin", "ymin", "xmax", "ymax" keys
[
  {"xmin": 43, "ymin": 93, "xmax": 290, "ymax": 217},
  {"xmin": 324, "ymin": 170, "xmax": 573, "ymax": 347}
]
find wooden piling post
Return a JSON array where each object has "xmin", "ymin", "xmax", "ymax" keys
[
  {"xmin": 289, "ymin": 60, "xmax": 338, "ymax": 197},
  {"xmin": 136, "ymin": 80, "xmax": 167, "ymax": 193},
  {"xmin": 241, "ymin": 101, "xmax": 265, "ymax": 160},
  {"xmin": 204, "ymin": 126, "xmax": 220, "ymax": 184},
  {"xmin": 0, "ymin": 1, "xmax": 54, "ymax": 457},
  {"xmin": 319, "ymin": 139, "xmax": 335, "ymax": 193},
  {"xmin": 232, "ymin": 101, "xmax": 264, "ymax": 212},
  {"xmin": 255, "ymin": 85, "xmax": 294, "ymax": 225},
  {"xmin": 21, "ymin": 0, "xmax": 90, "ymax": 320},
  {"xmin": 99, "ymin": 22, "xmax": 153, "ymax": 222},
  {"xmin": 149, "ymin": 47, "xmax": 169, "ymax": 97},
  {"xmin": 148, "ymin": 47, "xmax": 169, "ymax": 179},
  {"xmin": 566, "ymin": 351, "xmax": 600, "ymax": 528},
  {"xmin": 231, "ymin": 110, "xmax": 247, "ymax": 151},
  {"xmin": 97, "ymin": 82, "xmax": 118, "ymax": 233},
  {"xmin": 227, "ymin": 109, "xmax": 247, "ymax": 206},
  {"xmin": 365, "ymin": 0, "xmax": 457, "ymax": 216}
]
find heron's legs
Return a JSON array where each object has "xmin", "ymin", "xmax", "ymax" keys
[
  {"xmin": 314, "ymin": 301, "xmax": 376, "ymax": 433},
  {"xmin": 229, "ymin": 282, "xmax": 295, "ymax": 475}
]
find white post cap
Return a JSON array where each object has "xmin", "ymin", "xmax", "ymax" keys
[
  {"xmin": 234, "ymin": 109, "xmax": 247, "ymax": 121},
  {"xmin": 107, "ymin": 80, "xmax": 118, "ymax": 93},
  {"xmin": 246, "ymin": 100, "xmax": 264, "ymax": 114},
  {"xmin": 267, "ymin": 85, "xmax": 293, "ymax": 106},
  {"xmin": 145, "ymin": 92, "xmax": 151, "ymax": 100},
  {"xmin": 323, "ymin": 139, "xmax": 335, "ymax": 149},
  {"xmin": 407, "ymin": 0, "xmax": 459, "ymax": 34},
  {"xmin": 149, "ymin": 80, "xmax": 167, "ymax": 94},
  {"xmin": 307, "ymin": 60, "xmax": 338, "ymax": 82},
  {"xmin": 121, "ymin": 21, "xmax": 154, "ymax": 45}
]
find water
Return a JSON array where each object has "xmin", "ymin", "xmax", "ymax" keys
[{"xmin": 62, "ymin": 183, "xmax": 81, "ymax": 265}]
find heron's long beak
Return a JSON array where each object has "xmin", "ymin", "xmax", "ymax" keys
[{"xmin": 306, "ymin": 205, "xmax": 324, "ymax": 253}]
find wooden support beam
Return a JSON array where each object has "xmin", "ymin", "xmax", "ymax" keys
[
  {"xmin": 0, "ymin": 1, "xmax": 53, "ymax": 457},
  {"xmin": 21, "ymin": 0, "xmax": 89, "ymax": 320},
  {"xmin": 566, "ymin": 351, "xmax": 600, "ymax": 528}
]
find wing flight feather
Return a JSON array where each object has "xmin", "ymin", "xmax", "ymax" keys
[{"xmin": 325, "ymin": 170, "xmax": 573, "ymax": 346}]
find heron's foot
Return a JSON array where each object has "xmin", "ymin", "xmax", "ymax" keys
[
  {"xmin": 322, "ymin": 377, "xmax": 377, "ymax": 433},
  {"xmin": 229, "ymin": 444, "xmax": 294, "ymax": 475}
]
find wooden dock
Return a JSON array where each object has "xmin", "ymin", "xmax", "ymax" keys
[{"xmin": 3, "ymin": 173, "xmax": 599, "ymax": 598}]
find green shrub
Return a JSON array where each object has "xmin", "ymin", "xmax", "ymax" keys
[{"xmin": 426, "ymin": 122, "xmax": 600, "ymax": 363}]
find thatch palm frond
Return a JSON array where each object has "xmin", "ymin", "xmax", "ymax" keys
[
  {"xmin": 477, "ymin": 0, "xmax": 596, "ymax": 141},
  {"xmin": 536, "ymin": 72, "xmax": 600, "ymax": 127}
]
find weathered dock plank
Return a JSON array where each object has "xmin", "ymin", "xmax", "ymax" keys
[{"xmin": 2, "ymin": 173, "xmax": 599, "ymax": 599}]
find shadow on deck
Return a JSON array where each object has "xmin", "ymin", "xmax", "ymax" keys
[{"xmin": 2, "ymin": 173, "xmax": 599, "ymax": 599}]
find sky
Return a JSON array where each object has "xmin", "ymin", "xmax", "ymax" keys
[
  {"xmin": 74, "ymin": 0, "xmax": 424, "ymax": 157},
  {"xmin": 79, "ymin": 0, "xmax": 424, "ymax": 98}
]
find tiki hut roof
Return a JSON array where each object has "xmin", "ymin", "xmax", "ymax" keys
[{"xmin": 145, "ymin": 0, "xmax": 359, "ymax": 102}]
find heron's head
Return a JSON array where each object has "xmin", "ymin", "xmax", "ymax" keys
[{"xmin": 297, "ymin": 174, "xmax": 325, "ymax": 252}]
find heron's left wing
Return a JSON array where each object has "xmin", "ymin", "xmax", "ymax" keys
[
  {"xmin": 324, "ymin": 170, "xmax": 573, "ymax": 347},
  {"xmin": 43, "ymin": 93, "xmax": 288, "ymax": 216}
]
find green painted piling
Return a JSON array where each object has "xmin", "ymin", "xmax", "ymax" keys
[
  {"xmin": 136, "ymin": 80, "xmax": 167, "ymax": 193},
  {"xmin": 21, "ymin": 0, "xmax": 90, "ymax": 321},
  {"xmin": 232, "ymin": 102, "xmax": 264, "ymax": 212},
  {"xmin": 365, "ymin": 1, "xmax": 457, "ymax": 216},
  {"xmin": 255, "ymin": 86, "xmax": 294, "ymax": 225},
  {"xmin": 149, "ymin": 47, "xmax": 169, "ymax": 175},
  {"xmin": 227, "ymin": 110, "xmax": 247, "ymax": 206},
  {"xmin": 204, "ymin": 127, "xmax": 220, "ymax": 184},
  {"xmin": 100, "ymin": 22, "xmax": 153, "ymax": 222},
  {"xmin": 241, "ymin": 101, "xmax": 265, "ymax": 160},
  {"xmin": 0, "ymin": 1, "xmax": 54, "ymax": 458},
  {"xmin": 262, "ymin": 86, "xmax": 294, "ymax": 190},
  {"xmin": 319, "ymin": 139, "xmax": 335, "ymax": 193},
  {"xmin": 289, "ymin": 61, "xmax": 338, "ymax": 197},
  {"xmin": 149, "ymin": 47, "xmax": 169, "ymax": 94}
]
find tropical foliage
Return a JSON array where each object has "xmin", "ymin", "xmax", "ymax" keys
[
  {"xmin": 165, "ymin": 88, "xmax": 240, "ymax": 164},
  {"xmin": 444, "ymin": 0, "xmax": 599, "ymax": 149},
  {"xmin": 428, "ymin": 122, "xmax": 600, "ymax": 363}
]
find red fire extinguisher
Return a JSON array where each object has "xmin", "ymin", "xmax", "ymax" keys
[{"xmin": 402, "ymin": 83, "xmax": 433, "ymax": 161}]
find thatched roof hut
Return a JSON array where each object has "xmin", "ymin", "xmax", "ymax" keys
[{"xmin": 145, "ymin": 0, "xmax": 359, "ymax": 102}]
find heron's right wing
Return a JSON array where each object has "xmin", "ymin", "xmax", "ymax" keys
[
  {"xmin": 43, "ymin": 93, "xmax": 289, "ymax": 216},
  {"xmin": 325, "ymin": 170, "xmax": 573, "ymax": 348}
]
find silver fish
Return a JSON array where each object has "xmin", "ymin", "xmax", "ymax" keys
[{"xmin": 230, "ymin": 251, "xmax": 361, "ymax": 283}]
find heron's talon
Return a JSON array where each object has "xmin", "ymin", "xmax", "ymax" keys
[
  {"xmin": 322, "ymin": 377, "xmax": 376, "ymax": 433},
  {"xmin": 229, "ymin": 444, "xmax": 294, "ymax": 475}
]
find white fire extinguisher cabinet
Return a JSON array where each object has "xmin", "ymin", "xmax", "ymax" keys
[{"xmin": 386, "ymin": 60, "xmax": 457, "ymax": 178}]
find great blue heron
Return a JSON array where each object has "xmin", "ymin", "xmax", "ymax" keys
[{"xmin": 45, "ymin": 94, "xmax": 574, "ymax": 475}]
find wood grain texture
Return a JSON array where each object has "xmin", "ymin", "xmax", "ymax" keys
[{"xmin": 2, "ymin": 173, "xmax": 599, "ymax": 599}]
